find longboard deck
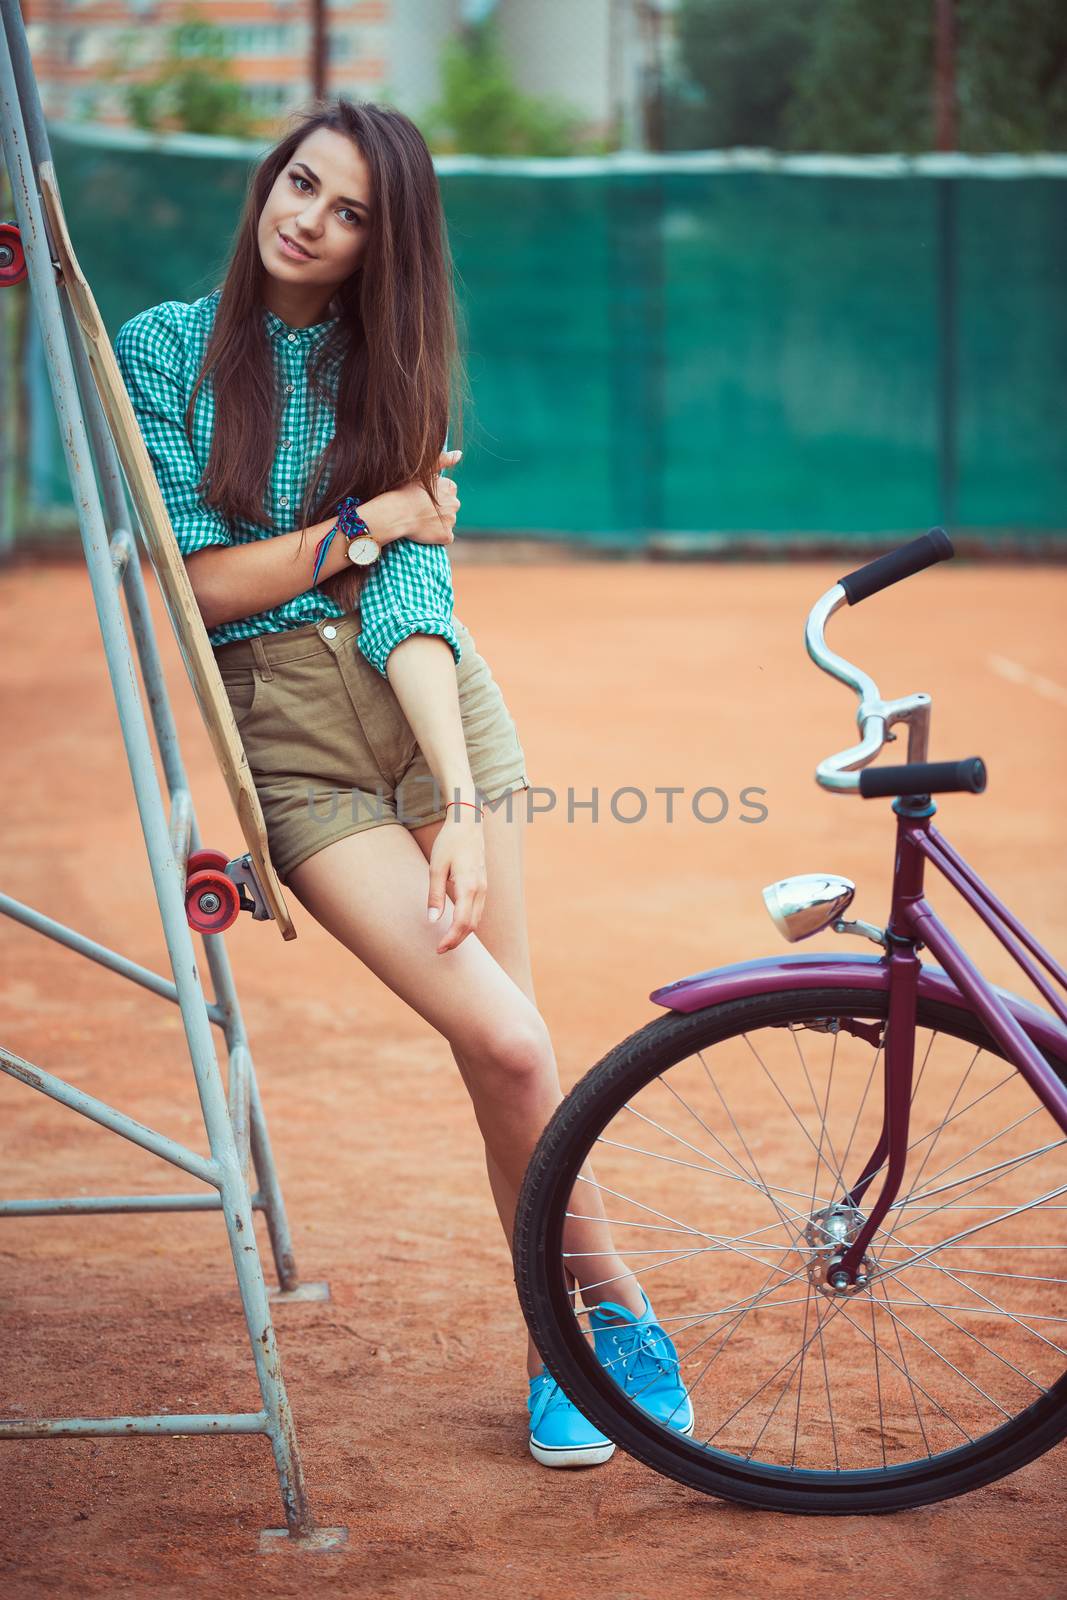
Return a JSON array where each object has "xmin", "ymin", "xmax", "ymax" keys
[{"xmin": 40, "ymin": 163, "xmax": 296, "ymax": 940}]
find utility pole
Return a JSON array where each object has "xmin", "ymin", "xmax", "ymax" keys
[
  {"xmin": 641, "ymin": 1, "xmax": 665, "ymax": 153},
  {"xmin": 310, "ymin": 0, "xmax": 327, "ymax": 102},
  {"xmin": 934, "ymin": 0, "xmax": 957, "ymax": 150}
]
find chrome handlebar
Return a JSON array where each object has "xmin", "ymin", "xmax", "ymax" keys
[{"xmin": 806, "ymin": 584, "xmax": 932, "ymax": 794}]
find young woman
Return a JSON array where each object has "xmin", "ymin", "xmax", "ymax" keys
[{"xmin": 115, "ymin": 98, "xmax": 692, "ymax": 1469}]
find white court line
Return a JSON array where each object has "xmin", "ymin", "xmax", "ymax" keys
[{"xmin": 988, "ymin": 655, "xmax": 1067, "ymax": 709}]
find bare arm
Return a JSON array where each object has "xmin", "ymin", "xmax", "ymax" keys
[
  {"xmin": 186, "ymin": 497, "xmax": 395, "ymax": 630},
  {"xmin": 385, "ymin": 634, "xmax": 476, "ymax": 803},
  {"xmin": 385, "ymin": 635, "xmax": 487, "ymax": 956},
  {"xmin": 185, "ymin": 457, "xmax": 460, "ymax": 631}
]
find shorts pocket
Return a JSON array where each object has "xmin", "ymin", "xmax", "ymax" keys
[{"xmin": 218, "ymin": 669, "xmax": 260, "ymax": 730}]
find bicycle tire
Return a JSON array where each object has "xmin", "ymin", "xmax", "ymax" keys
[{"xmin": 513, "ymin": 985, "xmax": 1067, "ymax": 1513}]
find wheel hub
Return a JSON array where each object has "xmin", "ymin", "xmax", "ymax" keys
[{"xmin": 804, "ymin": 1202, "xmax": 873, "ymax": 1296}]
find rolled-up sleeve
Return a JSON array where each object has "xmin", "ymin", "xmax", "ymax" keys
[
  {"xmin": 356, "ymin": 537, "xmax": 461, "ymax": 678},
  {"xmin": 114, "ymin": 307, "xmax": 233, "ymax": 557}
]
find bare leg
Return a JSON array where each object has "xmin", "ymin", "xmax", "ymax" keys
[
  {"xmin": 407, "ymin": 801, "xmax": 642, "ymax": 1376},
  {"xmin": 285, "ymin": 805, "xmax": 641, "ymax": 1387}
]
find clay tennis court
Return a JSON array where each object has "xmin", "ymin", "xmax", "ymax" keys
[{"xmin": 1, "ymin": 553, "xmax": 1065, "ymax": 1597}]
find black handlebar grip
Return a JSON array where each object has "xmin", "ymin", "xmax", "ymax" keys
[
  {"xmin": 838, "ymin": 528, "xmax": 954, "ymax": 606},
  {"xmin": 859, "ymin": 758, "xmax": 987, "ymax": 799}
]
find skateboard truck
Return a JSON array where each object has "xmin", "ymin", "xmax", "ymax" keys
[
  {"xmin": 184, "ymin": 848, "xmax": 276, "ymax": 933},
  {"xmin": 226, "ymin": 852, "xmax": 276, "ymax": 922}
]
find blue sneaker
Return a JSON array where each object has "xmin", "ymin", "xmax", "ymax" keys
[
  {"xmin": 527, "ymin": 1366, "xmax": 616, "ymax": 1468},
  {"xmin": 589, "ymin": 1289, "xmax": 695, "ymax": 1435}
]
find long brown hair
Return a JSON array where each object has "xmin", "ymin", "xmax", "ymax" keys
[{"xmin": 185, "ymin": 98, "xmax": 465, "ymax": 613}]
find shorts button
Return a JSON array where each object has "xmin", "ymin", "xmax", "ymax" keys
[{"xmin": 322, "ymin": 624, "xmax": 337, "ymax": 639}]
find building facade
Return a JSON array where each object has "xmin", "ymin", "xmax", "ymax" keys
[
  {"xmin": 20, "ymin": 0, "xmax": 463, "ymax": 133},
  {"xmin": 19, "ymin": 0, "xmax": 676, "ymax": 147}
]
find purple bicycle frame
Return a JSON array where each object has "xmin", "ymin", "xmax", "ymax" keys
[{"xmin": 650, "ymin": 803, "xmax": 1067, "ymax": 1286}]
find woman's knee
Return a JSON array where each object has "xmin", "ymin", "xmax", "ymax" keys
[{"xmin": 459, "ymin": 1010, "xmax": 555, "ymax": 1094}]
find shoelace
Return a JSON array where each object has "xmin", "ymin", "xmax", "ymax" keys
[
  {"xmin": 528, "ymin": 1371, "xmax": 572, "ymax": 1432},
  {"xmin": 606, "ymin": 1322, "xmax": 677, "ymax": 1391}
]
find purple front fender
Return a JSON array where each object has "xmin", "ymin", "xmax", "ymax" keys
[{"xmin": 649, "ymin": 950, "xmax": 1067, "ymax": 1066}]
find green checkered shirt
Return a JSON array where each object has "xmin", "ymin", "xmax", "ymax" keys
[{"xmin": 114, "ymin": 289, "xmax": 461, "ymax": 675}]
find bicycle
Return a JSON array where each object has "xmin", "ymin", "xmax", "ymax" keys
[{"xmin": 513, "ymin": 530, "xmax": 1067, "ymax": 1513}]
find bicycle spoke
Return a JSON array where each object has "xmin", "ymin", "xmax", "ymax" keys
[
  {"xmin": 846, "ymin": 1059, "xmax": 1018, "ymax": 1215},
  {"xmin": 524, "ymin": 999, "xmax": 1067, "ymax": 1487},
  {"xmin": 790, "ymin": 1286, "xmax": 814, "ymax": 1469},
  {"xmin": 874, "ymin": 1182, "xmax": 1067, "ymax": 1281},
  {"xmin": 741, "ymin": 1032, "xmax": 850, "ymax": 1202},
  {"xmin": 641, "ymin": 1264, "xmax": 810, "ymax": 1427},
  {"xmin": 697, "ymin": 1048, "xmax": 810, "ymax": 1248},
  {"xmin": 904, "ymin": 1101, "xmax": 1044, "ymax": 1199},
  {"xmin": 594, "ymin": 1132, "xmax": 811, "ymax": 1213},
  {"xmin": 837, "ymin": 1038, "xmax": 886, "ymax": 1183},
  {"xmin": 743, "ymin": 1333, "xmax": 807, "ymax": 1462},
  {"xmin": 814, "ymin": 1292, "xmax": 840, "ymax": 1469},
  {"xmin": 877, "ymin": 1275, "xmax": 934, "ymax": 1457},
  {"xmin": 850, "ymin": 1284, "xmax": 971, "ymax": 1445},
  {"xmin": 618, "ymin": 1102, "xmax": 809, "ymax": 1202},
  {"xmin": 888, "ymin": 1139, "xmax": 1067, "ymax": 1226},
  {"xmin": 697, "ymin": 1290, "xmax": 854, "ymax": 1455},
  {"xmin": 790, "ymin": 1025, "xmax": 847, "ymax": 1206},
  {"xmin": 869, "ymin": 1290, "xmax": 888, "ymax": 1469},
  {"xmin": 656, "ymin": 1073, "xmax": 782, "ymax": 1196},
  {"xmin": 870, "ymin": 1298, "xmax": 1014, "ymax": 1419},
  {"xmin": 895, "ymin": 1044, "xmax": 982, "ymax": 1219},
  {"xmin": 570, "ymin": 1173, "xmax": 802, "ymax": 1281},
  {"xmin": 885, "ymin": 1278, "xmax": 1048, "ymax": 1393},
  {"xmin": 600, "ymin": 1267, "xmax": 813, "ymax": 1394},
  {"xmin": 893, "ymin": 1255, "xmax": 1067, "ymax": 1360}
]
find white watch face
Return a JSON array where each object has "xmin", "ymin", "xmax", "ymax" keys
[{"xmin": 346, "ymin": 536, "xmax": 379, "ymax": 566}]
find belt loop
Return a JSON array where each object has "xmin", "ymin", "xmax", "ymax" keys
[{"xmin": 251, "ymin": 634, "xmax": 274, "ymax": 682}]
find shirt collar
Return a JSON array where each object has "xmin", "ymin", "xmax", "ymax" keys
[{"xmin": 262, "ymin": 305, "xmax": 339, "ymax": 346}]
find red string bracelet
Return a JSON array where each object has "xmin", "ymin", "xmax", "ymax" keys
[{"xmin": 445, "ymin": 800, "xmax": 482, "ymax": 818}]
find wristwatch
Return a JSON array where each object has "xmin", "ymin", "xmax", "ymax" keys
[{"xmin": 336, "ymin": 496, "xmax": 381, "ymax": 567}]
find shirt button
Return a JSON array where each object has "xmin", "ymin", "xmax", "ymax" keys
[
  {"xmin": 281, "ymin": 440, "xmax": 291, "ymax": 449},
  {"xmin": 287, "ymin": 333, "xmax": 297, "ymax": 343},
  {"xmin": 279, "ymin": 495, "xmax": 289, "ymax": 507},
  {"xmin": 285, "ymin": 383, "xmax": 294, "ymax": 394},
  {"xmin": 322, "ymin": 624, "xmax": 337, "ymax": 639}
]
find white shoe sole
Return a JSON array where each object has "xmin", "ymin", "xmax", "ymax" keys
[{"xmin": 529, "ymin": 1436, "xmax": 616, "ymax": 1468}]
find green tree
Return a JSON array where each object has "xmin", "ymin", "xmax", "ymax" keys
[
  {"xmin": 665, "ymin": 0, "xmax": 821, "ymax": 150},
  {"xmin": 786, "ymin": 0, "xmax": 1067, "ymax": 152},
  {"xmin": 105, "ymin": 8, "xmax": 257, "ymax": 138},
  {"xmin": 948, "ymin": 0, "xmax": 1067, "ymax": 152},
  {"xmin": 785, "ymin": 1, "xmax": 933, "ymax": 152},
  {"xmin": 665, "ymin": 0, "xmax": 1067, "ymax": 153},
  {"xmin": 422, "ymin": 21, "xmax": 603, "ymax": 157}
]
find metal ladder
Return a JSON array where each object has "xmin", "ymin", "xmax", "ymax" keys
[{"xmin": 0, "ymin": 1, "xmax": 345, "ymax": 1552}]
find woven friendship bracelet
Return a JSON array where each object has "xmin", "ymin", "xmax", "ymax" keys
[{"xmin": 311, "ymin": 496, "xmax": 371, "ymax": 586}]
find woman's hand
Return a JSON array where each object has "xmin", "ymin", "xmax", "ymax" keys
[
  {"xmin": 361, "ymin": 450, "xmax": 461, "ymax": 548},
  {"xmin": 427, "ymin": 808, "xmax": 487, "ymax": 955}
]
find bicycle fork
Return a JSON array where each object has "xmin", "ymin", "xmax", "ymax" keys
[{"xmin": 829, "ymin": 799, "xmax": 931, "ymax": 1288}]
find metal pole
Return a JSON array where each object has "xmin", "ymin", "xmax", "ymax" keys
[
  {"xmin": 310, "ymin": 0, "xmax": 327, "ymax": 101},
  {"xmin": 934, "ymin": 0, "xmax": 957, "ymax": 152}
]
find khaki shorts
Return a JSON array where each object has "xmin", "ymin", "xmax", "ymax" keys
[{"xmin": 212, "ymin": 613, "xmax": 530, "ymax": 883}]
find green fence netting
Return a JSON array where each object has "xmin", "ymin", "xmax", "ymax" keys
[{"xmin": 12, "ymin": 128, "xmax": 1067, "ymax": 548}]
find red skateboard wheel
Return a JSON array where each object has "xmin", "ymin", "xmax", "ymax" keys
[
  {"xmin": 0, "ymin": 223, "xmax": 27, "ymax": 287},
  {"xmin": 187, "ymin": 847, "xmax": 230, "ymax": 876},
  {"xmin": 185, "ymin": 869, "xmax": 241, "ymax": 934}
]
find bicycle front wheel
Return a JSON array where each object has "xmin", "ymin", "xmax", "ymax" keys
[{"xmin": 513, "ymin": 986, "xmax": 1067, "ymax": 1513}]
